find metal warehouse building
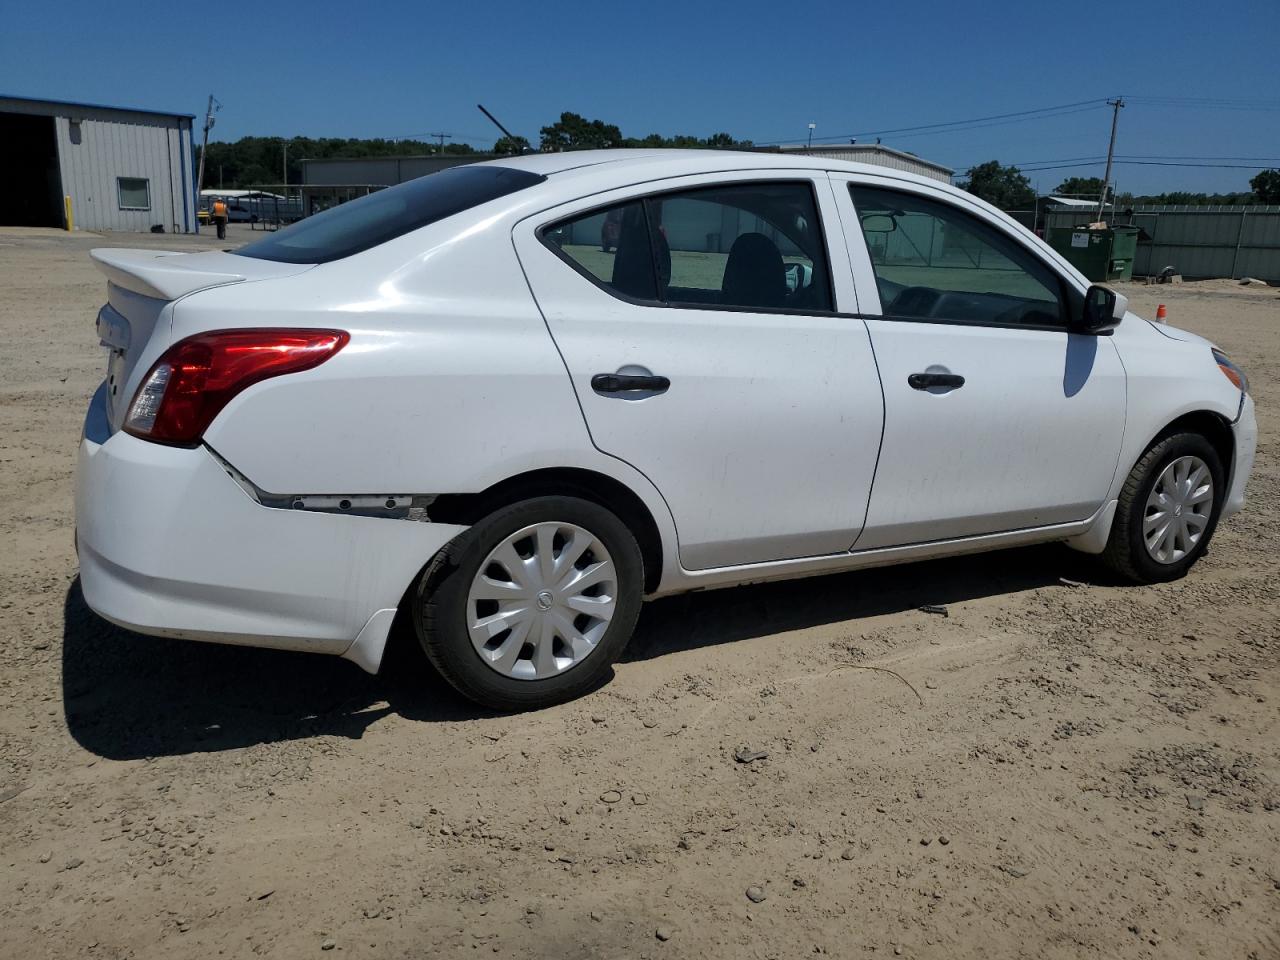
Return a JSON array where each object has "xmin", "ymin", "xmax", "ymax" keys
[
  {"xmin": 299, "ymin": 145, "xmax": 953, "ymax": 216},
  {"xmin": 775, "ymin": 144, "xmax": 953, "ymax": 182},
  {"xmin": 0, "ymin": 95, "xmax": 196, "ymax": 233}
]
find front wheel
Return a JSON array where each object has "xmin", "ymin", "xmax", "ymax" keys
[
  {"xmin": 1099, "ymin": 432, "xmax": 1225, "ymax": 584},
  {"xmin": 414, "ymin": 496, "xmax": 643, "ymax": 710}
]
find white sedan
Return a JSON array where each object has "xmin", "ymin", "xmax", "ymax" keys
[{"xmin": 76, "ymin": 150, "xmax": 1257, "ymax": 710}]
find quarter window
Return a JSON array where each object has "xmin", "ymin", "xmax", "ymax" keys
[
  {"xmin": 851, "ymin": 185, "xmax": 1064, "ymax": 327},
  {"xmin": 117, "ymin": 177, "xmax": 151, "ymax": 211},
  {"xmin": 542, "ymin": 201, "xmax": 657, "ymax": 301},
  {"xmin": 544, "ymin": 181, "xmax": 834, "ymax": 313}
]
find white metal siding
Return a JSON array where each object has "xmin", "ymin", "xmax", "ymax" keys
[
  {"xmin": 795, "ymin": 146, "xmax": 953, "ymax": 183},
  {"xmin": 0, "ymin": 97, "xmax": 195, "ymax": 233}
]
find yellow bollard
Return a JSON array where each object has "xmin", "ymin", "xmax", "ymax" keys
[{"xmin": 64, "ymin": 196, "xmax": 73, "ymax": 232}]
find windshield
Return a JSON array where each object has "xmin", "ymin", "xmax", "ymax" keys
[{"xmin": 233, "ymin": 165, "xmax": 545, "ymax": 264}]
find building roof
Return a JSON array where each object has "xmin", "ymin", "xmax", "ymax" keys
[
  {"xmin": 0, "ymin": 93, "xmax": 195, "ymax": 120},
  {"xmin": 1046, "ymin": 196, "xmax": 1099, "ymax": 208},
  {"xmin": 775, "ymin": 143, "xmax": 953, "ymax": 176},
  {"xmin": 199, "ymin": 189, "xmax": 286, "ymax": 198},
  {"xmin": 305, "ymin": 147, "xmax": 956, "ymax": 179},
  {"xmin": 480, "ymin": 148, "xmax": 956, "ymax": 184}
]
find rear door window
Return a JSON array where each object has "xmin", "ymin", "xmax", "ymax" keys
[
  {"xmin": 235, "ymin": 165, "xmax": 545, "ymax": 264},
  {"xmin": 542, "ymin": 181, "xmax": 834, "ymax": 313}
]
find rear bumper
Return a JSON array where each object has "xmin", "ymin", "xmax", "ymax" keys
[
  {"xmin": 1224, "ymin": 393, "xmax": 1257, "ymax": 519},
  {"xmin": 74, "ymin": 386, "xmax": 464, "ymax": 671}
]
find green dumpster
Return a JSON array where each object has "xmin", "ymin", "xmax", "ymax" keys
[{"xmin": 1046, "ymin": 225, "xmax": 1138, "ymax": 282}]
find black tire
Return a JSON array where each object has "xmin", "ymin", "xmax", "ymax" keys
[
  {"xmin": 1099, "ymin": 432, "xmax": 1224, "ymax": 584},
  {"xmin": 414, "ymin": 496, "xmax": 643, "ymax": 711}
]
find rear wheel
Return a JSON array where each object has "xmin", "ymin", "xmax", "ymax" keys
[
  {"xmin": 1099, "ymin": 432, "xmax": 1224, "ymax": 584},
  {"xmin": 414, "ymin": 496, "xmax": 643, "ymax": 710}
]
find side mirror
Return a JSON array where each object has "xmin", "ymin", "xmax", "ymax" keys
[
  {"xmin": 1077, "ymin": 284, "xmax": 1127, "ymax": 334},
  {"xmin": 860, "ymin": 213, "xmax": 898, "ymax": 233}
]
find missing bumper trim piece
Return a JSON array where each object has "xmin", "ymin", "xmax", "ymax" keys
[{"xmin": 205, "ymin": 445, "xmax": 437, "ymax": 521}]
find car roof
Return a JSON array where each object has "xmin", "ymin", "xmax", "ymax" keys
[{"xmin": 478, "ymin": 148, "xmax": 950, "ymax": 192}]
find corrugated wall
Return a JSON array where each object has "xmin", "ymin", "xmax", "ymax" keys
[
  {"xmin": 300, "ymin": 155, "xmax": 483, "ymax": 186},
  {"xmin": 1043, "ymin": 206, "xmax": 1280, "ymax": 283},
  {"xmin": 796, "ymin": 147, "xmax": 953, "ymax": 183},
  {"xmin": 0, "ymin": 97, "xmax": 195, "ymax": 233},
  {"xmin": 55, "ymin": 109, "xmax": 193, "ymax": 233}
]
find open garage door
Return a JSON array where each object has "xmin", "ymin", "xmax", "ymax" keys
[{"xmin": 0, "ymin": 112, "xmax": 63, "ymax": 227}]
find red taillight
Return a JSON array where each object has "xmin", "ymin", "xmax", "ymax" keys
[{"xmin": 124, "ymin": 328, "xmax": 349, "ymax": 445}]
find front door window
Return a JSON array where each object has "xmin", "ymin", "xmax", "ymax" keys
[{"xmin": 851, "ymin": 185, "xmax": 1065, "ymax": 328}]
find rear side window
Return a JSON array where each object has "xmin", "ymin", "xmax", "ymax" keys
[
  {"xmin": 235, "ymin": 165, "xmax": 545, "ymax": 264},
  {"xmin": 542, "ymin": 181, "xmax": 834, "ymax": 313}
]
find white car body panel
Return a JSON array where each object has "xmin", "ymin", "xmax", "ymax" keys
[
  {"xmin": 851, "ymin": 322, "xmax": 1126, "ymax": 547},
  {"xmin": 513, "ymin": 170, "xmax": 884, "ymax": 570},
  {"xmin": 1102, "ymin": 316, "xmax": 1247, "ymax": 497},
  {"xmin": 72, "ymin": 149, "xmax": 1258, "ymax": 674},
  {"xmin": 77, "ymin": 388, "xmax": 465, "ymax": 663}
]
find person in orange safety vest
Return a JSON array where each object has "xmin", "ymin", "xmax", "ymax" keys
[{"xmin": 211, "ymin": 198, "xmax": 228, "ymax": 240}]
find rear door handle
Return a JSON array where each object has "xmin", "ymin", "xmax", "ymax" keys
[
  {"xmin": 591, "ymin": 373, "xmax": 671, "ymax": 395},
  {"xmin": 908, "ymin": 372, "xmax": 965, "ymax": 391}
]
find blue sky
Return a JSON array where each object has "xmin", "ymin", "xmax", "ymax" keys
[{"xmin": 3, "ymin": 0, "xmax": 1277, "ymax": 194}]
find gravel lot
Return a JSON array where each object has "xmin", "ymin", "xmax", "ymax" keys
[{"xmin": 1, "ymin": 225, "xmax": 1277, "ymax": 959}]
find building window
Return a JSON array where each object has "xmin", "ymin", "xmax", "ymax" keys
[{"xmin": 117, "ymin": 177, "xmax": 151, "ymax": 211}]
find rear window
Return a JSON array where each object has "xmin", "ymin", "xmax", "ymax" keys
[{"xmin": 233, "ymin": 165, "xmax": 545, "ymax": 264}]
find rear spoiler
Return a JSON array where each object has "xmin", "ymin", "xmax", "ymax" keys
[{"xmin": 90, "ymin": 248, "xmax": 246, "ymax": 301}]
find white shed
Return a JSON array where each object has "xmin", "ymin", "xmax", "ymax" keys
[
  {"xmin": 776, "ymin": 144, "xmax": 954, "ymax": 183},
  {"xmin": 0, "ymin": 94, "xmax": 196, "ymax": 233}
]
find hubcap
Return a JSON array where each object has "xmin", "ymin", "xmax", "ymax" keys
[
  {"xmin": 1143, "ymin": 455, "xmax": 1213, "ymax": 565},
  {"xmin": 465, "ymin": 521, "xmax": 617, "ymax": 681}
]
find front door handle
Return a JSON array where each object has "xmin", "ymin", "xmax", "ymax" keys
[
  {"xmin": 908, "ymin": 372, "xmax": 965, "ymax": 391},
  {"xmin": 591, "ymin": 373, "xmax": 671, "ymax": 395}
]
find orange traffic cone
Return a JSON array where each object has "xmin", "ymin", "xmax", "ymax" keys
[{"xmin": 1155, "ymin": 304, "xmax": 1168, "ymax": 323}]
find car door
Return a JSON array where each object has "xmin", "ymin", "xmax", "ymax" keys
[
  {"xmin": 514, "ymin": 172, "xmax": 885, "ymax": 571},
  {"xmin": 830, "ymin": 176, "xmax": 1126, "ymax": 550}
]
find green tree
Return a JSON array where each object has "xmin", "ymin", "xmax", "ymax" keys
[
  {"xmin": 539, "ymin": 113, "xmax": 622, "ymax": 151},
  {"xmin": 1053, "ymin": 176, "xmax": 1105, "ymax": 198},
  {"xmin": 705, "ymin": 132, "xmax": 743, "ymax": 148},
  {"xmin": 195, "ymin": 135, "xmax": 481, "ymax": 189},
  {"xmin": 492, "ymin": 135, "xmax": 530, "ymax": 155},
  {"xmin": 1250, "ymin": 169, "xmax": 1280, "ymax": 204},
  {"xmin": 959, "ymin": 161, "xmax": 1035, "ymax": 210}
]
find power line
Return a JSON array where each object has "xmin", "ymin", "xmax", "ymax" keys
[
  {"xmin": 1014, "ymin": 159, "xmax": 1278, "ymax": 172},
  {"xmin": 752, "ymin": 98, "xmax": 1111, "ymax": 146},
  {"xmin": 1124, "ymin": 95, "xmax": 1280, "ymax": 111},
  {"xmin": 1117, "ymin": 154, "xmax": 1280, "ymax": 162},
  {"xmin": 758, "ymin": 92, "xmax": 1280, "ymax": 151},
  {"xmin": 1004, "ymin": 154, "xmax": 1280, "ymax": 167}
]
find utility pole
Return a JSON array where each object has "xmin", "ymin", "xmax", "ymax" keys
[
  {"xmin": 282, "ymin": 141, "xmax": 288, "ymax": 187},
  {"xmin": 428, "ymin": 131, "xmax": 451, "ymax": 152},
  {"xmin": 195, "ymin": 95, "xmax": 221, "ymax": 198},
  {"xmin": 1096, "ymin": 97, "xmax": 1124, "ymax": 222}
]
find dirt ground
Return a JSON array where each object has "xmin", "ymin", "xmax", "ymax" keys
[{"xmin": 1, "ymin": 225, "xmax": 1277, "ymax": 960}]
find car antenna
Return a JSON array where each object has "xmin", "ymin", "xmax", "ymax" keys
[{"xmin": 477, "ymin": 104, "xmax": 529, "ymax": 153}]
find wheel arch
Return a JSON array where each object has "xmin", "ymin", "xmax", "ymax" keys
[
  {"xmin": 1146, "ymin": 409, "xmax": 1234, "ymax": 479},
  {"xmin": 1073, "ymin": 407, "xmax": 1235, "ymax": 558},
  {"xmin": 427, "ymin": 467, "xmax": 666, "ymax": 594}
]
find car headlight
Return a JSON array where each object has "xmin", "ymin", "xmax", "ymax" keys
[{"xmin": 1212, "ymin": 348, "xmax": 1249, "ymax": 394}]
